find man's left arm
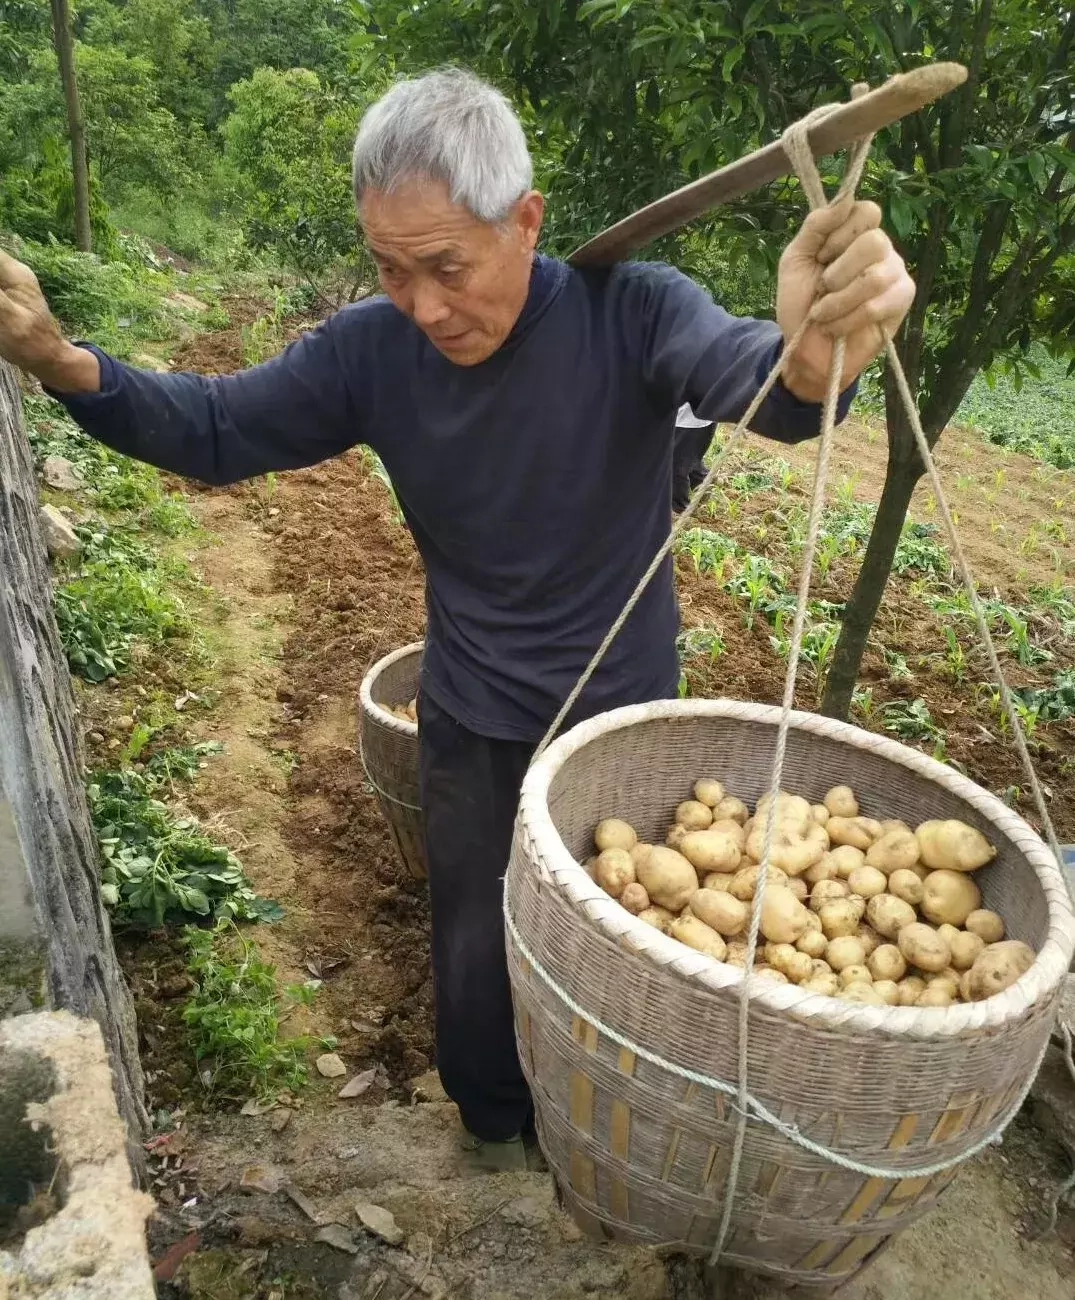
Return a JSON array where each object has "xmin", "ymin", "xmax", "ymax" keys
[{"xmin": 638, "ymin": 200, "xmax": 915, "ymax": 443}]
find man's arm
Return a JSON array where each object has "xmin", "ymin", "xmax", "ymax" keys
[
  {"xmin": 631, "ymin": 262, "xmax": 850, "ymax": 444},
  {"xmin": 0, "ymin": 251, "xmax": 361, "ymax": 485}
]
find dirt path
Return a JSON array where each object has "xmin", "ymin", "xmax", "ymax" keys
[
  {"xmin": 134, "ymin": 445, "xmax": 1074, "ymax": 1299},
  {"xmin": 131, "ymin": 319, "xmax": 1075, "ymax": 1296}
]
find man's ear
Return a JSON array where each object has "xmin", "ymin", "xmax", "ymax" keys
[{"xmin": 514, "ymin": 191, "xmax": 545, "ymax": 252}]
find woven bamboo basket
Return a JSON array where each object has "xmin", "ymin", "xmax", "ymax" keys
[
  {"xmin": 505, "ymin": 697, "xmax": 1075, "ymax": 1288},
  {"xmin": 358, "ymin": 642, "xmax": 425, "ymax": 881}
]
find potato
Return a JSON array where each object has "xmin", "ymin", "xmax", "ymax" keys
[
  {"xmin": 676, "ymin": 800, "xmax": 714, "ymax": 831},
  {"xmin": 818, "ymin": 898, "xmax": 865, "ymax": 939},
  {"xmin": 887, "ymin": 868, "xmax": 925, "ymax": 907},
  {"xmin": 804, "ymin": 855, "xmax": 840, "ymax": 885},
  {"xmin": 812, "ymin": 804, "xmax": 831, "ymax": 826},
  {"xmin": 582, "ymin": 855, "xmax": 598, "ymax": 880},
  {"xmin": 810, "ymin": 878, "xmax": 850, "ymax": 910},
  {"xmin": 824, "ymin": 785, "xmax": 859, "ymax": 818},
  {"xmin": 847, "ymin": 865, "xmax": 888, "ymax": 900},
  {"xmin": 916, "ymin": 985, "xmax": 954, "ymax": 1008},
  {"xmin": 619, "ymin": 882, "xmax": 650, "ymax": 915},
  {"xmin": 927, "ymin": 969, "xmax": 962, "ymax": 999},
  {"xmin": 898, "ymin": 922, "xmax": 951, "ymax": 973},
  {"xmin": 809, "ymin": 957, "xmax": 833, "ymax": 978},
  {"xmin": 828, "ymin": 845, "xmax": 867, "ymax": 879},
  {"xmin": 636, "ymin": 847, "xmax": 699, "ymax": 912},
  {"xmin": 665, "ymin": 823, "xmax": 689, "ymax": 850},
  {"xmin": 841, "ymin": 984, "xmax": 888, "ymax": 1006},
  {"xmin": 787, "ymin": 876, "xmax": 808, "ymax": 902},
  {"xmin": 710, "ymin": 819, "xmax": 748, "ymax": 849},
  {"xmin": 802, "ymin": 908, "xmax": 823, "ymax": 933},
  {"xmin": 827, "ymin": 816, "xmax": 874, "ymax": 851},
  {"xmin": 880, "ymin": 819, "xmax": 912, "ymax": 837},
  {"xmin": 839, "ymin": 964, "xmax": 873, "ymax": 988},
  {"xmin": 679, "ymin": 829, "xmax": 741, "ymax": 875},
  {"xmin": 725, "ymin": 939, "xmax": 749, "ymax": 967},
  {"xmin": 859, "ymin": 817, "xmax": 884, "ymax": 841},
  {"xmin": 744, "ymin": 823, "xmax": 826, "ymax": 876},
  {"xmin": 730, "ymin": 863, "xmax": 788, "ymax": 901},
  {"xmin": 714, "ymin": 795, "xmax": 749, "ymax": 826},
  {"xmin": 866, "ymin": 828, "xmax": 921, "ymax": 874},
  {"xmin": 701, "ymin": 872, "xmax": 735, "ymax": 893},
  {"xmin": 796, "ymin": 929, "xmax": 829, "ymax": 959},
  {"xmin": 897, "ymin": 975, "xmax": 927, "ymax": 1006},
  {"xmin": 826, "ymin": 936, "xmax": 867, "ymax": 971},
  {"xmin": 693, "ymin": 778, "xmax": 725, "ymax": 808},
  {"xmin": 595, "ymin": 818, "xmax": 637, "ymax": 852},
  {"xmin": 669, "ymin": 914, "xmax": 728, "ymax": 961},
  {"xmin": 594, "ymin": 848, "xmax": 636, "ymax": 899},
  {"xmin": 855, "ymin": 924, "xmax": 882, "ymax": 958},
  {"xmin": 801, "ymin": 972, "xmax": 840, "ymax": 996},
  {"xmin": 755, "ymin": 791, "xmax": 813, "ymax": 833},
  {"xmin": 868, "ymin": 944, "xmax": 906, "ymax": 982},
  {"xmin": 637, "ymin": 906, "xmax": 674, "ymax": 933},
  {"xmin": 866, "ymin": 893, "xmax": 917, "ymax": 939},
  {"xmin": 760, "ymin": 886, "xmax": 811, "ymax": 944},
  {"xmin": 964, "ymin": 940, "xmax": 1035, "ymax": 1001},
  {"xmin": 630, "ymin": 842, "xmax": 654, "ymax": 867},
  {"xmin": 920, "ymin": 869, "xmax": 982, "ymax": 927},
  {"xmin": 766, "ymin": 944, "xmax": 813, "ymax": 984},
  {"xmin": 753, "ymin": 967, "xmax": 789, "ymax": 983},
  {"xmin": 965, "ymin": 909, "xmax": 1005, "ymax": 944},
  {"xmin": 936, "ymin": 923, "xmax": 961, "ymax": 947},
  {"xmin": 915, "ymin": 819, "xmax": 996, "ymax": 872},
  {"xmin": 690, "ymin": 889, "xmax": 748, "ymax": 937},
  {"xmin": 873, "ymin": 979, "xmax": 900, "ymax": 1006}
]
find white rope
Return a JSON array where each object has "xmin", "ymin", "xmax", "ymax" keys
[
  {"xmin": 711, "ymin": 97, "xmax": 874, "ymax": 1265},
  {"xmin": 503, "ymin": 901, "xmax": 1043, "ymax": 1181}
]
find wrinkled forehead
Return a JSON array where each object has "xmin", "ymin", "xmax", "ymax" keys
[{"xmin": 358, "ymin": 179, "xmax": 500, "ymax": 259}]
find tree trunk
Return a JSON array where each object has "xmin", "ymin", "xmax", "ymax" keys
[
  {"xmin": 49, "ymin": 0, "xmax": 91, "ymax": 253},
  {"xmin": 0, "ymin": 361, "xmax": 146, "ymax": 1161},
  {"xmin": 819, "ymin": 452, "xmax": 921, "ymax": 722}
]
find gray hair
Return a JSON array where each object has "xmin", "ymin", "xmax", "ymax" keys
[{"xmin": 352, "ymin": 68, "xmax": 533, "ymax": 223}]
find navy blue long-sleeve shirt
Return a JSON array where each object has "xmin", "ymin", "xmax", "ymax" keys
[{"xmin": 53, "ymin": 255, "xmax": 851, "ymax": 742}]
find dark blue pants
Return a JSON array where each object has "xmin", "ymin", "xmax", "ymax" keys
[
  {"xmin": 418, "ymin": 691, "xmax": 534, "ymax": 1140},
  {"xmin": 672, "ymin": 421, "xmax": 716, "ymax": 512}
]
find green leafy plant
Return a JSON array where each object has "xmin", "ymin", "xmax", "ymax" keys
[
  {"xmin": 92, "ymin": 745, "xmax": 282, "ymax": 929},
  {"xmin": 183, "ymin": 925, "xmax": 328, "ymax": 1103},
  {"xmin": 1014, "ymin": 670, "xmax": 1075, "ymax": 724},
  {"xmin": 54, "ymin": 525, "xmax": 197, "ymax": 681},
  {"xmin": 881, "ymin": 697, "xmax": 944, "ymax": 744}
]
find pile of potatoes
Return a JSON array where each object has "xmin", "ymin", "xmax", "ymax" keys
[
  {"xmin": 380, "ymin": 697, "xmax": 417, "ymax": 723},
  {"xmin": 585, "ymin": 781, "xmax": 1036, "ymax": 1009}
]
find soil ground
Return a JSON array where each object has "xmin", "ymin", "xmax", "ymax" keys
[{"xmin": 79, "ymin": 313, "xmax": 1075, "ymax": 1297}]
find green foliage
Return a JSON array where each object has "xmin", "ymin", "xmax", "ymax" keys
[
  {"xmin": 881, "ymin": 697, "xmax": 943, "ymax": 743},
  {"xmin": 1014, "ymin": 671, "xmax": 1075, "ymax": 725},
  {"xmin": 54, "ymin": 525, "xmax": 197, "ymax": 681},
  {"xmin": 24, "ymin": 395, "xmax": 198, "ymax": 528},
  {"xmin": 14, "ymin": 237, "xmax": 173, "ymax": 355},
  {"xmin": 183, "ymin": 925, "xmax": 325, "ymax": 1103},
  {"xmin": 92, "ymin": 745, "xmax": 283, "ymax": 930},
  {"xmin": 956, "ymin": 350, "xmax": 1075, "ymax": 469},
  {"xmin": 220, "ymin": 66, "xmax": 376, "ymax": 298}
]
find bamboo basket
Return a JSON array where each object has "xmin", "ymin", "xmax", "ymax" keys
[
  {"xmin": 358, "ymin": 642, "xmax": 425, "ymax": 881},
  {"xmin": 505, "ymin": 698, "xmax": 1075, "ymax": 1288}
]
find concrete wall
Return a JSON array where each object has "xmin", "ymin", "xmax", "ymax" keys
[
  {"xmin": 0, "ymin": 1012, "xmax": 155, "ymax": 1298},
  {"xmin": 0, "ymin": 360, "xmax": 146, "ymax": 1144}
]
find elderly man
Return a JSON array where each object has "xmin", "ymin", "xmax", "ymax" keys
[{"xmin": 0, "ymin": 68, "xmax": 913, "ymax": 1169}]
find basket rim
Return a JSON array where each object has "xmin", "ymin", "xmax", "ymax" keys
[
  {"xmin": 358, "ymin": 641, "xmax": 424, "ymax": 735},
  {"xmin": 515, "ymin": 696, "xmax": 1075, "ymax": 1040}
]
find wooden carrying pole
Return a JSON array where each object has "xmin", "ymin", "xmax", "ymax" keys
[{"xmin": 568, "ymin": 62, "xmax": 967, "ymax": 267}]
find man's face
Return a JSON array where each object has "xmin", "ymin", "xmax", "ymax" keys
[{"xmin": 359, "ymin": 180, "xmax": 545, "ymax": 366}]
